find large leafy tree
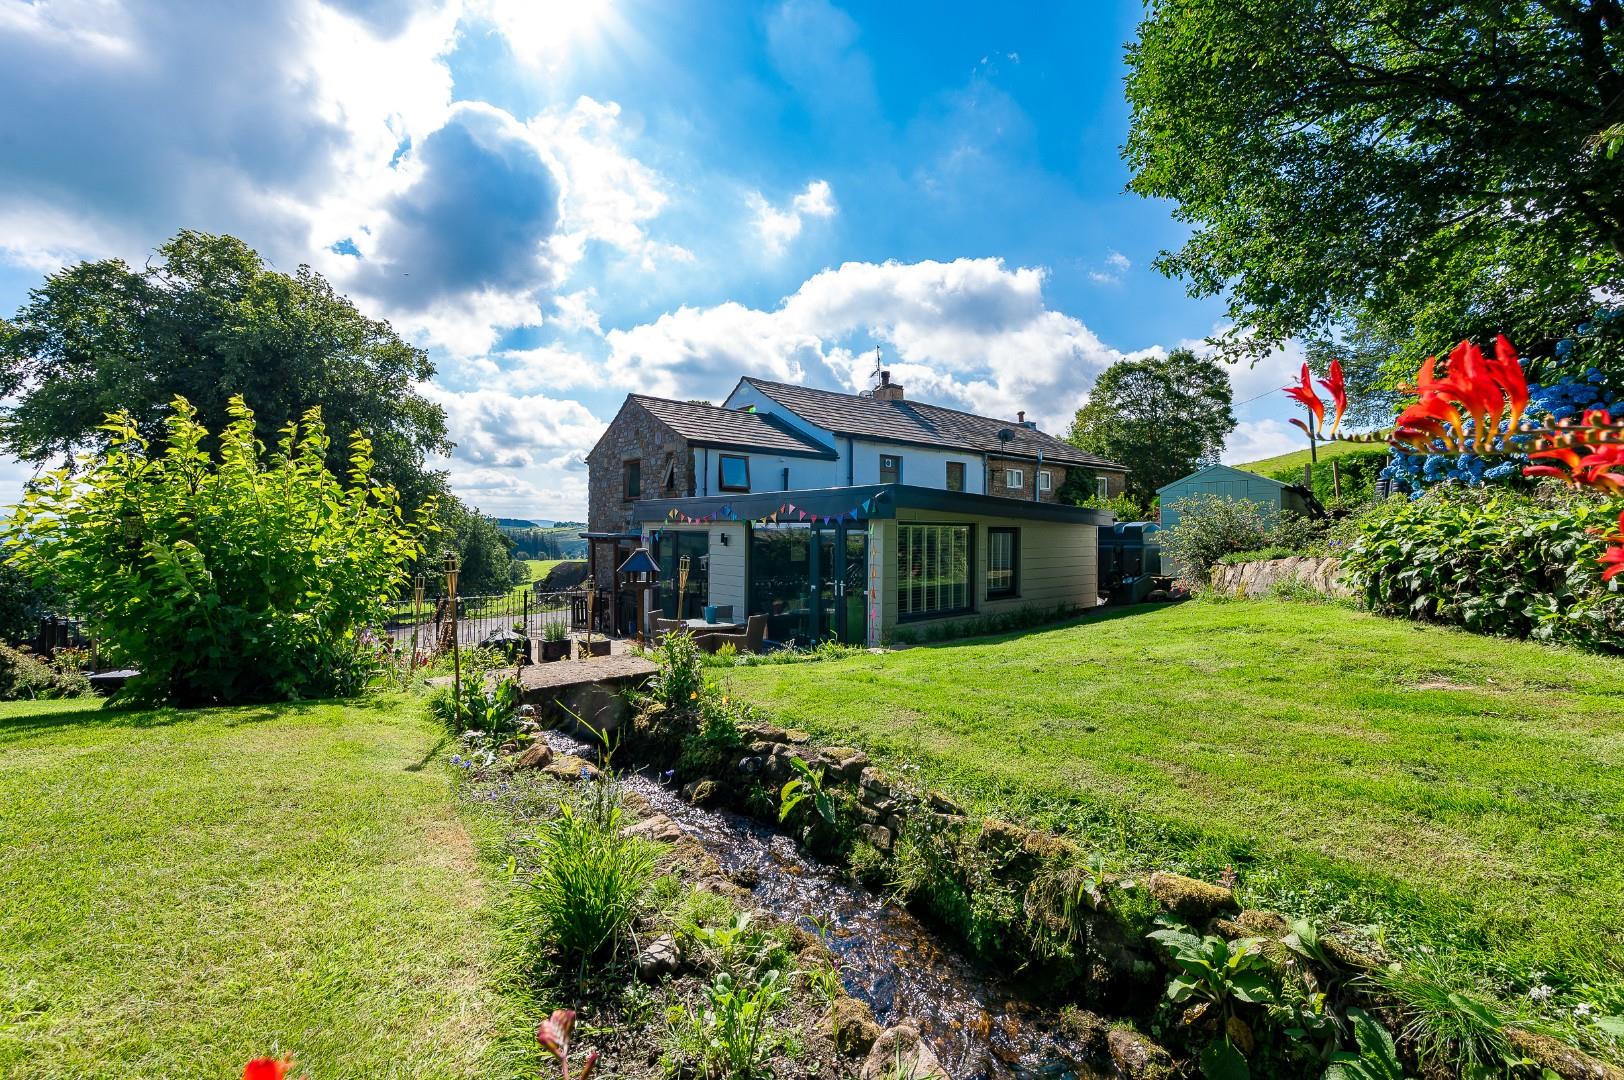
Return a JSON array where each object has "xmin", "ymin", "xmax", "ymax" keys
[
  {"xmin": 1067, "ymin": 349, "xmax": 1236, "ymax": 505},
  {"xmin": 1125, "ymin": 0, "xmax": 1624, "ymax": 369},
  {"xmin": 0, "ymin": 230, "xmax": 451, "ymax": 504},
  {"xmin": 0, "ymin": 230, "xmax": 525, "ymax": 593}
]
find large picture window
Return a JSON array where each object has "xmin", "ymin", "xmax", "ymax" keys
[
  {"xmin": 898, "ymin": 523, "xmax": 971, "ymax": 619},
  {"xmin": 987, "ymin": 527, "xmax": 1019, "ymax": 599}
]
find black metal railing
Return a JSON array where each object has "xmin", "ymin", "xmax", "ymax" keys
[{"xmin": 380, "ymin": 588, "xmax": 595, "ymax": 652}]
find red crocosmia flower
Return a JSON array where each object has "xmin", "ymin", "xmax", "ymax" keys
[
  {"xmin": 578, "ymin": 1049, "xmax": 601, "ymax": 1080},
  {"xmin": 1283, "ymin": 362, "xmax": 1326, "ymax": 435},
  {"xmin": 243, "ymin": 1058, "xmax": 292, "ymax": 1080},
  {"xmin": 1317, "ymin": 358, "xmax": 1348, "ymax": 437},
  {"xmin": 1602, "ymin": 512, "xmax": 1624, "ymax": 582},
  {"xmin": 1394, "ymin": 337, "xmax": 1530, "ymax": 454}
]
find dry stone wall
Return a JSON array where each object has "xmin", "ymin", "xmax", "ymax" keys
[{"xmin": 1208, "ymin": 555, "xmax": 1351, "ymax": 599}]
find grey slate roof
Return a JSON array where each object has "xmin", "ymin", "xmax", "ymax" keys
[
  {"xmin": 737, "ymin": 378, "xmax": 1124, "ymax": 470},
  {"xmin": 630, "ymin": 394, "xmax": 837, "ymax": 458}
]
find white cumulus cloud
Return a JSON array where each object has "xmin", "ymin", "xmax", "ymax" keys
[{"xmin": 748, "ymin": 179, "xmax": 838, "ymax": 255}]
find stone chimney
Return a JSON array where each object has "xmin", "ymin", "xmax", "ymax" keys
[{"xmin": 872, "ymin": 369, "xmax": 905, "ymax": 402}]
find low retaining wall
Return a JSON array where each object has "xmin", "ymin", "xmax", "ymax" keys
[{"xmin": 1209, "ymin": 555, "xmax": 1350, "ymax": 599}]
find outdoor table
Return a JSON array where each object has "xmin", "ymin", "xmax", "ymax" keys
[{"xmin": 679, "ymin": 618, "xmax": 744, "ymax": 633}]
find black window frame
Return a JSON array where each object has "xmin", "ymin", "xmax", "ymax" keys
[
  {"xmin": 896, "ymin": 522, "xmax": 974, "ymax": 622},
  {"xmin": 986, "ymin": 526, "xmax": 1020, "ymax": 599},
  {"xmin": 880, "ymin": 453, "xmax": 902, "ymax": 484},
  {"xmin": 718, "ymin": 453, "xmax": 750, "ymax": 492},
  {"xmin": 623, "ymin": 459, "xmax": 641, "ymax": 501},
  {"xmin": 945, "ymin": 460, "xmax": 966, "ymax": 492}
]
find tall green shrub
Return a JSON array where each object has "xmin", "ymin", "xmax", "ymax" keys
[
  {"xmin": 3, "ymin": 396, "xmax": 430, "ymax": 704},
  {"xmin": 1343, "ymin": 486, "xmax": 1623, "ymax": 651}
]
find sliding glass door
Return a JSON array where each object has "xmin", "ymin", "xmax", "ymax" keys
[{"xmin": 750, "ymin": 522, "xmax": 868, "ymax": 646}]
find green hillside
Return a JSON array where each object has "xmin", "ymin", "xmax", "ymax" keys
[
  {"xmin": 1237, "ymin": 436, "xmax": 1391, "ymax": 503},
  {"xmin": 1236, "ymin": 436, "xmax": 1387, "ymax": 476}
]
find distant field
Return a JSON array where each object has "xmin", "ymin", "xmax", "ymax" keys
[{"xmin": 723, "ymin": 599, "xmax": 1624, "ymax": 995}]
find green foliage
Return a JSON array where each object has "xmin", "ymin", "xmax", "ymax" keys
[
  {"xmin": 543, "ymin": 619, "xmax": 570, "ymax": 643},
  {"xmin": 778, "ymin": 758, "xmax": 837, "ymax": 827},
  {"xmin": 677, "ymin": 695, "xmax": 744, "ymax": 776},
  {"xmin": 889, "ymin": 815, "xmax": 1021, "ymax": 961},
  {"xmin": 1068, "ymin": 491, "xmax": 1152, "ymax": 521},
  {"xmin": 1163, "ymin": 496, "xmax": 1336, "ymax": 579},
  {"xmin": 648, "ymin": 630, "xmax": 706, "ymax": 711},
  {"xmin": 699, "ymin": 638, "xmax": 866, "ymax": 668},
  {"xmin": 420, "ymin": 498, "xmax": 515, "ymax": 598},
  {"xmin": 667, "ymin": 968, "xmax": 793, "ymax": 1080},
  {"xmin": 1342, "ymin": 485, "xmax": 1624, "ymax": 651},
  {"xmin": 0, "ymin": 642, "xmax": 92, "ymax": 700},
  {"xmin": 0, "ymin": 559, "xmax": 60, "ymax": 644},
  {"xmin": 1325, "ymin": 1008, "xmax": 1410, "ymax": 1080},
  {"xmin": 525, "ymin": 799, "xmax": 657, "ymax": 965},
  {"xmin": 1253, "ymin": 447, "xmax": 1392, "ymax": 507},
  {"xmin": 1149, "ymin": 927, "xmax": 1275, "ymax": 1012},
  {"xmin": 1372, "ymin": 953, "xmax": 1513, "ymax": 1073},
  {"xmin": 4, "ymin": 396, "xmax": 428, "ymax": 705},
  {"xmin": 888, "ymin": 602, "xmax": 1083, "ymax": 646},
  {"xmin": 0, "ymin": 230, "xmax": 449, "ymax": 505},
  {"xmin": 1124, "ymin": 0, "xmax": 1624, "ymax": 368},
  {"xmin": 1066, "ymin": 348, "xmax": 1237, "ymax": 505},
  {"xmin": 429, "ymin": 676, "xmax": 521, "ymax": 736}
]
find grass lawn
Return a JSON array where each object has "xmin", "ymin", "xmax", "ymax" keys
[
  {"xmin": 721, "ymin": 599, "xmax": 1624, "ymax": 992},
  {"xmin": 0, "ymin": 694, "xmax": 518, "ymax": 1079}
]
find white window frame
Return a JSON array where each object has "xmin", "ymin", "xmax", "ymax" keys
[
  {"xmin": 1095, "ymin": 475, "xmax": 1110, "ymax": 499},
  {"xmin": 1038, "ymin": 469, "xmax": 1053, "ymax": 492},
  {"xmin": 1005, "ymin": 468, "xmax": 1024, "ymax": 490}
]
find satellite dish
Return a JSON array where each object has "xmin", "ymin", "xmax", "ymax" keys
[{"xmin": 997, "ymin": 428, "xmax": 1016, "ymax": 442}]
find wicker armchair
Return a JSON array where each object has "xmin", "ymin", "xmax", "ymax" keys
[{"xmin": 692, "ymin": 614, "xmax": 768, "ymax": 655}]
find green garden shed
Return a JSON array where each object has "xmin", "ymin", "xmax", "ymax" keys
[{"xmin": 1156, "ymin": 464, "xmax": 1314, "ymax": 532}]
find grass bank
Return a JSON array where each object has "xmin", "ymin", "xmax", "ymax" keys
[
  {"xmin": 0, "ymin": 695, "xmax": 516, "ymax": 1079},
  {"xmin": 721, "ymin": 599, "xmax": 1624, "ymax": 999}
]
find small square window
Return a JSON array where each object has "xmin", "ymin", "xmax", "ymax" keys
[
  {"xmin": 1004, "ymin": 468, "xmax": 1024, "ymax": 490},
  {"xmin": 880, "ymin": 454, "xmax": 902, "ymax": 484},
  {"xmin": 945, "ymin": 461, "xmax": 966, "ymax": 492},
  {"xmin": 718, "ymin": 454, "xmax": 749, "ymax": 492},
  {"xmin": 623, "ymin": 460, "xmax": 641, "ymax": 500},
  {"xmin": 1038, "ymin": 470, "xmax": 1053, "ymax": 492}
]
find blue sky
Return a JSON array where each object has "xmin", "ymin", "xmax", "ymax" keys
[{"xmin": 0, "ymin": 0, "xmax": 1310, "ymax": 518}]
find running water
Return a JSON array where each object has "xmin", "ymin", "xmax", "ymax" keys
[{"xmin": 544, "ymin": 732, "xmax": 1110, "ymax": 1080}]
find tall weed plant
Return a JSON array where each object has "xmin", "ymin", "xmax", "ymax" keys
[
  {"xmin": 526, "ymin": 797, "xmax": 656, "ymax": 965},
  {"xmin": 3, "ymin": 396, "xmax": 430, "ymax": 704}
]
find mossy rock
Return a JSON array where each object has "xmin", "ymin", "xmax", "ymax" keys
[
  {"xmin": 1106, "ymin": 1028, "xmax": 1177, "ymax": 1080},
  {"xmin": 1147, "ymin": 871, "xmax": 1239, "ymax": 923},
  {"xmin": 829, "ymin": 997, "xmax": 881, "ymax": 1056},
  {"xmin": 1508, "ymin": 1030, "xmax": 1624, "ymax": 1080}
]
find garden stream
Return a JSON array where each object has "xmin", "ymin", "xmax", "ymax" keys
[{"xmin": 543, "ymin": 732, "xmax": 1110, "ymax": 1080}]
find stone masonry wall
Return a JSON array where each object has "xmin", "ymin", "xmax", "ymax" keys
[
  {"xmin": 1208, "ymin": 555, "xmax": 1350, "ymax": 599},
  {"xmin": 986, "ymin": 457, "xmax": 1068, "ymax": 503},
  {"xmin": 587, "ymin": 402, "xmax": 693, "ymax": 535}
]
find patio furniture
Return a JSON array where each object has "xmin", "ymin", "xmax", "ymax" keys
[
  {"xmin": 652, "ymin": 616, "xmax": 683, "ymax": 643},
  {"xmin": 692, "ymin": 614, "xmax": 768, "ymax": 655}
]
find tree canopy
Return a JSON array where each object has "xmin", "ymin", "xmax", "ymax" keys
[
  {"xmin": 1125, "ymin": 0, "xmax": 1624, "ymax": 369},
  {"xmin": 0, "ymin": 230, "xmax": 451, "ymax": 504},
  {"xmin": 1067, "ymin": 348, "xmax": 1236, "ymax": 505}
]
